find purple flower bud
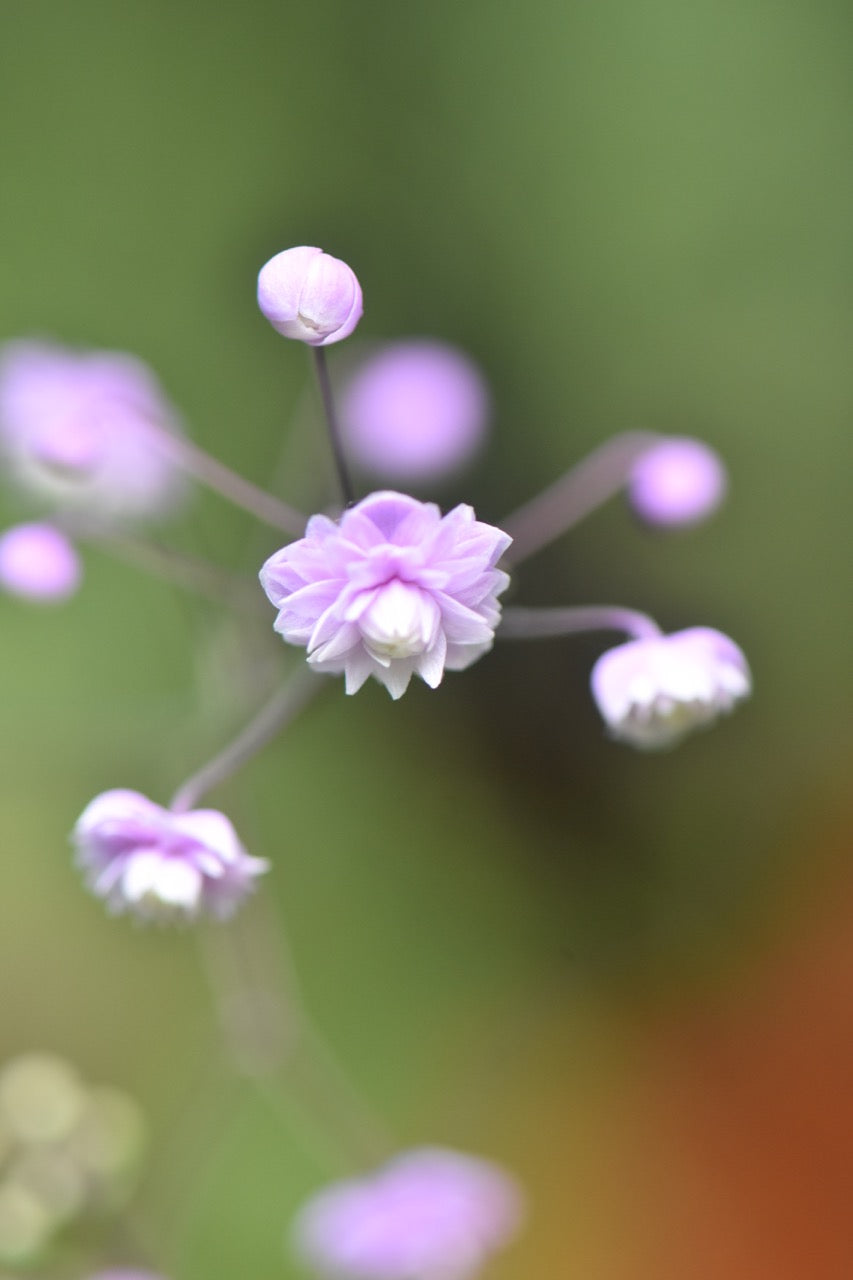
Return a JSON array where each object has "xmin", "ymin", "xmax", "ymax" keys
[
  {"xmin": 0, "ymin": 523, "xmax": 81, "ymax": 602},
  {"xmin": 339, "ymin": 340, "xmax": 490, "ymax": 480},
  {"xmin": 591, "ymin": 626, "xmax": 751, "ymax": 749},
  {"xmin": 0, "ymin": 341, "xmax": 185, "ymax": 522},
  {"xmin": 628, "ymin": 437, "xmax": 727, "ymax": 527},
  {"xmin": 72, "ymin": 790, "xmax": 268, "ymax": 922},
  {"xmin": 257, "ymin": 247, "xmax": 363, "ymax": 347},
  {"xmin": 260, "ymin": 491, "xmax": 511, "ymax": 700},
  {"xmin": 291, "ymin": 1147, "xmax": 524, "ymax": 1280}
]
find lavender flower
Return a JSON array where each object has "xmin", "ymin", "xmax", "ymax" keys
[
  {"xmin": 628, "ymin": 436, "xmax": 727, "ymax": 527},
  {"xmin": 339, "ymin": 340, "xmax": 490, "ymax": 480},
  {"xmin": 257, "ymin": 247, "xmax": 363, "ymax": 347},
  {"xmin": 260, "ymin": 491, "xmax": 511, "ymax": 699},
  {"xmin": 0, "ymin": 522, "xmax": 81, "ymax": 602},
  {"xmin": 72, "ymin": 790, "xmax": 268, "ymax": 921},
  {"xmin": 291, "ymin": 1147, "xmax": 524, "ymax": 1280},
  {"xmin": 0, "ymin": 341, "xmax": 184, "ymax": 522},
  {"xmin": 591, "ymin": 626, "xmax": 751, "ymax": 749}
]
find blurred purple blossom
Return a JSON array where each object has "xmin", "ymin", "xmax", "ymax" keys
[
  {"xmin": 0, "ymin": 340, "xmax": 185, "ymax": 522},
  {"xmin": 292, "ymin": 1146, "xmax": 524, "ymax": 1279},
  {"xmin": 72, "ymin": 790, "xmax": 267, "ymax": 921},
  {"xmin": 628, "ymin": 436, "xmax": 727, "ymax": 527},
  {"xmin": 339, "ymin": 339, "xmax": 490, "ymax": 480},
  {"xmin": 88, "ymin": 1272, "xmax": 167, "ymax": 1280},
  {"xmin": 591, "ymin": 625, "xmax": 751, "ymax": 749},
  {"xmin": 257, "ymin": 246, "xmax": 363, "ymax": 347},
  {"xmin": 260, "ymin": 491, "xmax": 511, "ymax": 699},
  {"xmin": 0, "ymin": 522, "xmax": 81, "ymax": 601}
]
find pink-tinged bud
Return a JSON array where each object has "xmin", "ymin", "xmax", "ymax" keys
[
  {"xmin": 72, "ymin": 790, "xmax": 268, "ymax": 922},
  {"xmin": 260, "ymin": 491, "xmax": 511, "ymax": 700},
  {"xmin": 591, "ymin": 626, "xmax": 751, "ymax": 749},
  {"xmin": 0, "ymin": 341, "xmax": 185, "ymax": 522},
  {"xmin": 257, "ymin": 246, "xmax": 363, "ymax": 347},
  {"xmin": 339, "ymin": 340, "xmax": 490, "ymax": 479},
  {"xmin": 628, "ymin": 437, "xmax": 727, "ymax": 527},
  {"xmin": 291, "ymin": 1146, "xmax": 525, "ymax": 1280},
  {"xmin": 0, "ymin": 523, "xmax": 81, "ymax": 602}
]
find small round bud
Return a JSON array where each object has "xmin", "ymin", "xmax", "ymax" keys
[
  {"xmin": 628, "ymin": 437, "xmax": 727, "ymax": 527},
  {"xmin": 0, "ymin": 523, "xmax": 81, "ymax": 602},
  {"xmin": 340, "ymin": 340, "xmax": 490, "ymax": 479},
  {"xmin": 257, "ymin": 246, "xmax": 362, "ymax": 347}
]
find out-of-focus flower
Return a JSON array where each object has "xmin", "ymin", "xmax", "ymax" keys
[
  {"xmin": 339, "ymin": 339, "xmax": 490, "ymax": 480},
  {"xmin": 72, "ymin": 790, "xmax": 268, "ymax": 921},
  {"xmin": 88, "ymin": 1272, "xmax": 167, "ymax": 1280},
  {"xmin": 0, "ymin": 341, "xmax": 184, "ymax": 521},
  {"xmin": 291, "ymin": 1146, "xmax": 524, "ymax": 1280},
  {"xmin": 260, "ymin": 491, "xmax": 511, "ymax": 700},
  {"xmin": 0, "ymin": 523, "xmax": 81, "ymax": 602},
  {"xmin": 257, "ymin": 247, "xmax": 362, "ymax": 347},
  {"xmin": 0, "ymin": 1057, "xmax": 86, "ymax": 1148},
  {"xmin": 590, "ymin": 626, "xmax": 751, "ymax": 749},
  {"xmin": 0, "ymin": 1054, "xmax": 146, "ymax": 1266},
  {"xmin": 628, "ymin": 436, "xmax": 727, "ymax": 527}
]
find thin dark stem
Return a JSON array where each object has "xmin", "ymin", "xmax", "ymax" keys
[
  {"xmin": 501, "ymin": 430, "xmax": 660, "ymax": 563},
  {"xmin": 499, "ymin": 605, "xmax": 662, "ymax": 642},
  {"xmin": 170, "ymin": 668, "xmax": 321, "ymax": 812},
  {"xmin": 312, "ymin": 346, "xmax": 355, "ymax": 507}
]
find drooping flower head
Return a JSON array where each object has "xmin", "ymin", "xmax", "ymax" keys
[
  {"xmin": 257, "ymin": 246, "xmax": 363, "ymax": 347},
  {"xmin": 260, "ymin": 492, "xmax": 511, "ymax": 700},
  {"xmin": 628, "ymin": 436, "xmax": 727, "ymax": 527},
  {"xmin": 339, "ymin": 339, "xmax": 490, "ymax": 480},
  {"xmin": 0, "ymin": 522, "xmax": 81, "ymax": 602},
  {"xmin": 291, "ymin": 1147, "xmax": 524, "ymax": 1280},
  {"xmin": 72, "ymin": 790, "xmax": 268, "ymax": 922},
  {"xmin": 0, "ymin": 341, "xmax": 184, "ymax": 522},
  {"xmin": 591, "ymin": 626, "xmax": 751, "ymax": 749}
]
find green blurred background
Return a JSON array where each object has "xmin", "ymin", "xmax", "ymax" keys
[{"xmin": 1, "ymin": 2, "xmax": 852, "ymax": 1276}]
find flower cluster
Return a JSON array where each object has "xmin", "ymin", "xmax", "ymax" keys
[
  {"xmin": 3, "ymin": 240, "xmax": 755, "ymax": 1277},
  {"xmin": 0, "ymin": 1053, "xmax": 145, "ymax": 1266}
]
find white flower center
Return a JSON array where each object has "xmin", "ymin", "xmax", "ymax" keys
[{"xmin": 359, "ymin": 580, "xmax": 440, "ymax": 660}]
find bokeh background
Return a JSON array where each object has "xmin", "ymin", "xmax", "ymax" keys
[{"xmin": 2, "ymin": 2, "xmax": 852, "ymax": 1276}]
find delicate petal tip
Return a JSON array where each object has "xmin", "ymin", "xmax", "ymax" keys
[
  {"xmin": 257, "ymin": 247, "xmax": 362, "ymax": 346},
  {"xmin": 339, "ymin": 339, "xmax": 491, "ymax": 480},
  {"xmin": 629, "ymin": 437, "xmax": 727, "ymax": 527},
  {"xmin": 71, "ymin": 790, "xmax": 265, "ymax": 922},
  {"xmin": 260, "ymin": 491, "xmax": 510, "ymax": 699},
  {"xmin": 291, "ymin": 1146, "xmax": 525, "ymax": 1280},
  {"xmin": 0, "ymin": 522, "xmax": 81, "ymax": 602},
  {"xmin": 590, "ymin": 626, "xmax": 751, "ymax": 749}
]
